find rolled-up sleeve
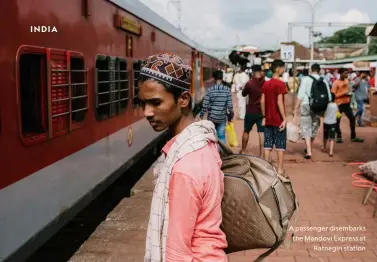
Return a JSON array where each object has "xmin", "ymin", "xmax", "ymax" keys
[{"xmin": 166, "ymin": 172, "xmax": 202, "ymax": 261}]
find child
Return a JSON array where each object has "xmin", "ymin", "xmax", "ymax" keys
[
  {"xmin": 261, "ymin": 59, "xmax": 288, "ymax": 177},
  {"xmin": 322, "ymin": 93, "xmax": 338, "ymax": 156}
]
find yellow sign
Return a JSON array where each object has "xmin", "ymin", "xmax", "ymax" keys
[{"xmin": 114, "ymin": 14, "xmax": 142, "ymax": 36}]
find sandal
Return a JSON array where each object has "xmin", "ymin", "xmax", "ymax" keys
[{"xmin": 304, "ymin": 154, "xmax": 312, "ymax": 160}]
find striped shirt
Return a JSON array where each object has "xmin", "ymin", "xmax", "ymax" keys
[{"xmin": 199, "ymin": 83, "xmax": 234, "ymax": 123}]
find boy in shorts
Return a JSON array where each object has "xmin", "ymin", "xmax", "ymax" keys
[
  {"xmin": 261, "ymin": 59, "xmax": 288, "ymax": 177},
  {"xmin": 322, "ymin": 93, "xmax": 338, "ymax": 157},
  {"xmin": 240, "ymin": 65, "xmax": 265, "ymax": 156}
]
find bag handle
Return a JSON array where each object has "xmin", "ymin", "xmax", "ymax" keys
[
  {"xmin": 218, "ymin": 140, "xmax": 233, "ymax": 157},
  {"xmin": 253, "ymin": 219, "xmax": 290, "ymax": 262},
  {"xmin": 254, "ymin": 177, "xmax": 300, "ymax": 262}
]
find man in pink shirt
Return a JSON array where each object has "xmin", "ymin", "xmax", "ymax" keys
[{"xmin": 138, "ymin": 53, "xmax": 228, "ymax": 262}]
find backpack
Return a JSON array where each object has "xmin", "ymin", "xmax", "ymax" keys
[
  {"xmin": 219, "ymin": 142, "xmax": 299, "ymax": 261},
  {"xmin": 308, "ymin": 76, "xmax": 329, "ymax": 113}
]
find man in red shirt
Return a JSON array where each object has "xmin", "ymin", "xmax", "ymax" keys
[
  {"xmin": 370, "ymin": 68, "xmax": 375, "ymax": 88},
  {"xmin": 240, "ymin": 65, "xmax": 265, "ymax": 156},
  {"xmin": 261, "ymin": 59, "xmax": 288, "ymax": 177}
]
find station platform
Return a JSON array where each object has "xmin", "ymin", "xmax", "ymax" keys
[{"xmin": 68, "ymin": 93, "xmax": 377, "ymax": 262}]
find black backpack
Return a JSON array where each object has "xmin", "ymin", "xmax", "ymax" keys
[{"xmin": 308, "ymin": 76, "xmax": 329, "ymax": 113}]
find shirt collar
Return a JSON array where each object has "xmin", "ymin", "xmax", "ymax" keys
[{"xmin": 161, "ymin": 135, "xmax": 178, "ymax": 156}]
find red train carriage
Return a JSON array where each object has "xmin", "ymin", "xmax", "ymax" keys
[{"xmin": 0, "ymin": 1, "xmax": 228, "ymax": 261}]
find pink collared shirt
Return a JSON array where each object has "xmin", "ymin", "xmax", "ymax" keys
[{"xmin": 162, "ymin": 136, "xmax": 228, "ymax": 262}]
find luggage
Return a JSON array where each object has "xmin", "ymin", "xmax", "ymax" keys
[
  {"xmin": 287, "ymin": 122, "xmax": 301, "ymax": 143},
  {"xmin": 219, "ymin": 142, "xmax": 299, "ymax": 261},
  {"xmin": 225, "ymin": 122, "xmax": 238, "ymax": 147}
]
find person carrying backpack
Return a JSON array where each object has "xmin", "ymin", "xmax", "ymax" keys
[{"xmin": 293, "ymin": 63, "xmax": 331, "ymax": 159}]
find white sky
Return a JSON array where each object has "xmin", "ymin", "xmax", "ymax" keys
[{"xmin": 138, "ymin": 0, "xmax": 376, "ymax": 51}]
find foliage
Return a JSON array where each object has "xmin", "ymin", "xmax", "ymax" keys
[
  {"xmin": 368, "ymin": 38, "xmax": 377, "ymax": 55},
  {"xmin": 318, "ymin": 27, "xmax": 367, "ymax": 44}
]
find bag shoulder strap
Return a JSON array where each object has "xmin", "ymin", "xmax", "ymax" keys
[{"xmin": 253, "ymin": 220, "xmax": 290, "ymax": 262}]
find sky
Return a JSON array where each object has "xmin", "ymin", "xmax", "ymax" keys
[{"xmin": 137, "ymin": 0, "xmax": 377, "ymax": 52}]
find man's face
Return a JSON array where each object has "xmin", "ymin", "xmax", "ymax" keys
[
  {"xmin": 138, "ymin": 80, "xmax": 182, "ymax": 132},
  {"xmin": 341, "ymin": 71, "xmax": 349, "ymax": 79}
]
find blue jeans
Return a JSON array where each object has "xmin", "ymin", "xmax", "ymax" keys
[
  {"xmin": 354, "ymin": 100, "xmax": 364, "ymax": 126},
  {"xmin": 214, "ymin": 122, "xmax": 226, "ymax": 145}
]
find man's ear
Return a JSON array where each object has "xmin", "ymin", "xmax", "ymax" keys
[{"xmin": 178, "ymin": 91, "xmax": 191, "ymax": 108}]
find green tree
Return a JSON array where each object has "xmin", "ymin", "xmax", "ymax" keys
[
  {"xmin": 369, "ymin": 38, "xmax": 377, "ymax": 55},
  {"xmin": 318, "ymin": 27, "xmax": 367, "ymax": 44}
]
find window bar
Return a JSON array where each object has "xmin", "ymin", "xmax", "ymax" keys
[
  {"xmin": 95, "ymin": 68, "xmax": 99, "ymax": 108},
  {"xmin": 71, "ymin": 82, "xmax": 87, "ymax": 86},
  {"xmin": 53, "ymin": 111, "xmax": 70, "ymax": 118},
  {"xmin": 46, "ymin": 48, "xmax": 53, "ymax": 139},
  {"xmin": 117, "ymin": 63, "xmax": 121, "ymax": 113},
  {"xmin": 71, "ymin": 69, "xmax": 88, "ymax": 72},
  {"xmin": 51, "ymin": 69, "xmax": 69, "ymax": 72},
  {"xmin": 72, "ymin": 95, "xmax": 88, "ymax": 99},
  {"xmin": 72, "ymin": 107, "xmax": 88, "ymax": 113},
  {"xmin": 109, "ymin": 58, "xmax": 113, "ymax": 117},
  {"xmin": 52, "ymin": 83, "xmax": 70, "ymax": 87},
  {"xmin": 84, "ymin": 68, "xmax": 89, "ymax": 115},
  {"xmin": 67, "ymin": 51, "xmax": 72, "ymax": 131},
  {"xmin": 52, "ymin": 97, "xmax": 70, "ymax": 102}
]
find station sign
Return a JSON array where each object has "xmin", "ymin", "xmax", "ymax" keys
[
  {"xmin": 280, "ymin": 45, "xmax": 295, "ymax": 62},
  {"xmin": 114, "ymin": 14, "xmax": 142, "ymax": 36}
]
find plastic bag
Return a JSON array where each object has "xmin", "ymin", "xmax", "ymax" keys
[
  {"xmin": 287, "ymin": 122, "xmax": 301, "ymax": 143},
  {"xmin": 226, "ymin": 122, "xmax": 238, "ymax": 147}
]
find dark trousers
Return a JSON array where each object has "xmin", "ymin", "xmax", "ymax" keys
[{"xmin": 336, "ymin": 103, "xmax": 356, "ymax": 139}]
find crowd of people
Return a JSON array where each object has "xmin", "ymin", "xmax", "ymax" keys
[{"xmin": 219, "ymin": 63, "xmax": 375, "ymax": 162}]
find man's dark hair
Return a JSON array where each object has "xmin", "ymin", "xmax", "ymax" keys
[
  {"xmin": 138, "ymin": 74, "xmax": 192, "ymax": 109},
  {"xmin": 251, "ymin": 65, "xmax": 262, "ymax": 72},
  {"xmin": 338, "ymin": 68, "xmax": 347, "ymax": 74},
  {"xmin": 311, "ymin": 63, "xmax": 321, "ymax": 73},
  {"xmin": 212, "ymin": 70, "xmax": 223, "ymax": 81},
  {"xmin": 303, "ymin": 69, "xmax": 309, "ymax": 76},
  {"xmin": 271, "ymin": 59, "xmax": 285, "ymax": 73}
]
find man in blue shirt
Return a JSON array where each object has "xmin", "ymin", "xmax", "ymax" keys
[{"xmin": 200, "ymin": 70, "xmax": 234, "ymax": 144}]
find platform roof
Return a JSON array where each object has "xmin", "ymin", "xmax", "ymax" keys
[{"xmin": 318, "ymin": 54, "xmax": 377, "ymax": 65}]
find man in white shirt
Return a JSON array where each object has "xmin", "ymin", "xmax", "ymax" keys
[
  {"xmin": 235, "ymin": 66, "xmax": 250, "ymax": 120},
  {"xmin": 283, "ymin": 70, "xmax": 290, "ymax": 91},
  {"xmin": 293, "ymin": 63, "xmax": 331, "ymax": 159}
]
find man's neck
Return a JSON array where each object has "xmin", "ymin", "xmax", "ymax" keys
[
  {"xmin": 170, "ymin": 113, "xmax": 195, "ymax": 137},
  {"xmin": 272, "ymin": 73, "xmax": 280, "ymax": 79}
]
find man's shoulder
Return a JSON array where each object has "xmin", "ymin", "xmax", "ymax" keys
[{"xmin": 172, "ymin": 142, "xmax": 220, "ymax": 180}]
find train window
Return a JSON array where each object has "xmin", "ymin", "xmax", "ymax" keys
[
  {"xmin": 71, "ymin": 57, "xmax": 88, "ymax": 124},
  {"xmin": 19, "ymin": 53, "xmax": 48, "ymax": 139},
  {"xmin": 118, "ymin": 59, "xmax": 130, "ymax": 112},
  {"xmin": 95, "ymin": 55, "xmax": 129, "ymax": 120},
  {"xmin": 133, "ymin": 60, "xmax": 142, "ymax": 107},
  {"xmin": 18, "ymin": 48, "xmax": 88, "ymax": 145}
]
